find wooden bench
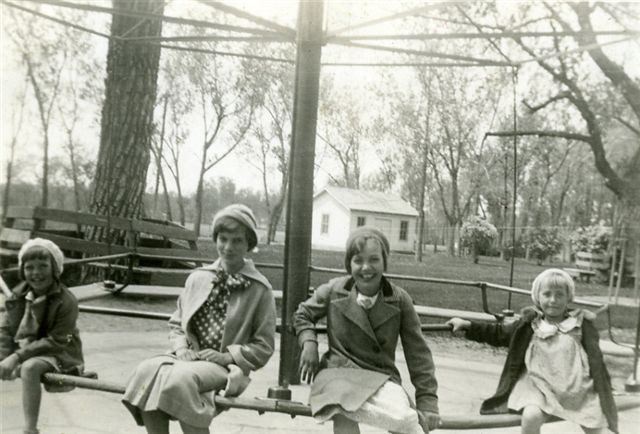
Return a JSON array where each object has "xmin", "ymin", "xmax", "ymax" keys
[
  {"xmin": 563, "ymin": 267, "xmax": 597, "ymax": 283},
  {"xmin": 0, "ymin": 206, "xmax": 209, "ymax": 286}
]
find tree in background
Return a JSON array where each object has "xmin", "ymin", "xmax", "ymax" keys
[
  {"xmin": 6, "ymin": 6, "xmax": 78, "ymax": 208},
  {"xmin": 183, "ymin": 50, "xmax": 256, "ymax": 237},
  {"xmin": 2, "ymin": 78, "xmax": 28, "ymax": 219},
  {"xmin": 244, "ymin": 46, "xmax": 294, "ymax": 244},
  {"xmin": 428, "ymin": 68, "xmax": 501, "ymax": 256},
  {"xmin": 460, "ymin": 216, "xmax": 498, "ymax": 264},
  {"xmin": 89, "ymin": 0, "xmax": 164, "ymax": 240},
  {"xmin": 525, "ymin": 227, "xmax": 563, "ymax": 265}
]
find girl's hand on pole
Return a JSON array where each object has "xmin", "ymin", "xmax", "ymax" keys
[
  {"xmin": 175, "ymin": 348, "xmax": 199, "ymax": 361},
  {"xmin": 446, "ymin": 318, "xmax": 471, "ymax": 336},
  {"xmin": 418, "ymin": 410, "xmax": 440, "ymax": 433},
  {"xmin": 299, "ymin": 340, "xmax": 319, "ymax": 384}
]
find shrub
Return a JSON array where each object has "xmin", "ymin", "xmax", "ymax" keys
[
  {"xmin": 570, "ymin": 224, "xmax": 611, "ymax": 254},
  {"xmin": 525, "ymin": 228, "xmax": 563, "ymax": 265},
  {"xmin": 460, "ymin": 216, "xmax": 498, "ymax": 264}
]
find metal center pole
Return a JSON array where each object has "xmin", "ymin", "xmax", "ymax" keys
[{"xmin": 277, "ymin": 0, "xmax": 324, "ymax": 389}]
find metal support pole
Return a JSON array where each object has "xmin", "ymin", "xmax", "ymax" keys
[{"xmin": 277, "ymin": 0, "xmax": 324, "ymax": 388}]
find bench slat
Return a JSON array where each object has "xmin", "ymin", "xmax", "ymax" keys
[
  {"xmin": 33, "ymin": 232, "xmax": 130, "ymax": 256},
  {"xmin": 0, "ymin": 228, "xmax": 32, "ymax": 246}
]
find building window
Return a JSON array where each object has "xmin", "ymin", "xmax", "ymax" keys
[
  {"xmin": 399, "ymin": 220, "xmax": 408, "ymax": 241},
  {"xmin": 357, "ymin": 216, "xmax": 366, "ymax": 227},
  {"xmin": 321, "ymin": 214, "xmax": 330, "ymax": 234}
]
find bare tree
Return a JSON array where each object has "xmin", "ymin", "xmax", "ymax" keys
[
  {"xmin": 185, "ymin": 53, "xmax": 255, "ymax": 237},
  {"xmin": 2, "ymin": 78, "xmax": 28, "ymax": 218},
  {"xmin": 6, "ymin": 7, "xmax": 74, "ymax": 208}
]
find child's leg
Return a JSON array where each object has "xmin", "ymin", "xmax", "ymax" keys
[
  {"xmin": 140, "ymin": 410, "xmax": 170, "ymax": 434},
  {"xmin": 521, "ymin": 405, "xmax": 547, "ymax": 434},
  {"xmin": 20, "ymin": 358, "xmax": 54, "ymax": 433},
  {"xmin": 333, "ymin": 414, "xmax": 360, "ymax": 434},
  {"xmin": 581, "ymin": 426, "xmax": 607, "ymax": 434},
  {"xmin": 178, "ymin": 420, "xmax": 209, "ymax": 434}
]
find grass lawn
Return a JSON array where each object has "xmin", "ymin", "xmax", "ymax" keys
[{"xmin": 79, "ymin": 240, "xmax": 638, "ymax": 333}]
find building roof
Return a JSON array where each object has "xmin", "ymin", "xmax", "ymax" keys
[{"xmin": 316, "ymin": 186, "xmax": 419, "ymax": 217}]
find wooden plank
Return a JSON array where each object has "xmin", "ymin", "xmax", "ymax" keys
[
  {"xmin": 131, "ymin": 220, "xmax": 197, "ymax": 241},
  {"xmin": 0, "ymin": 246, "xmax": 19, "ymax": 257},
  {"xmin": 3, "ymin": 206, "xmax": 37, "ymax": 219},
  {"xmin": 0, "ymin": 228, "xmax": 32, "ymax": 246},
  {"xmin": 31, "ymin": 208, "xmax": 133, "ymax": 232},
  {"xmin": 88, "ymin": 262, "xmax": 194, "ymax": 275},
  {"xmin": 135, "ymin": 246, "xmax": 210, "ymax": 259},
  {"xmin": 33, "ymin": 232, "xmax": 129, "ymax": 256}
]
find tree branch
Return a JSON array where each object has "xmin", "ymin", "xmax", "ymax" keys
[
  {"xmin": 522, "ymin": 91, "xmax": 571, "ymax": 113},
  {"xmin": 485, "ymin": 130, "xmax": 591, "ymax": 142}
]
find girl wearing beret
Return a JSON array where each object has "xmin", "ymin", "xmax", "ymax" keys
[
  {"xmin": 123, "ymin": 204, "xmax": 276, "ymax": 434},
  {"xmin": 294, "ymin": 226, "xmax": 439, "ymax": 434},
  {"xmin": 0, "ymin": 238, "xmax": 84, "ymax": 434},
  {"xmin": 447, "ymin": 268, "xmax": 617, "ymax": 434}
]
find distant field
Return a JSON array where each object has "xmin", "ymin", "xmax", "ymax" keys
[{"xmin": 79, "ymin": 241, "xmax": 638, "ymax": 332}]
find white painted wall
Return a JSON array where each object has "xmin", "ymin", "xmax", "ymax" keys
[
  {"xmin": 311, "ymin": 193, "xmax": 351, "ymax": 250},
  {"xmin": 350, "ymin": 211, "xmax": 416, "ymax": 252}
]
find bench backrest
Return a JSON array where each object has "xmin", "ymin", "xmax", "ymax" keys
[
  {"xmin": 575, "ymin": 251, "xmax": 610, "ymax": 271},
  {"xmin": 1, "ymin": 206, "xmax": 209, "ymax": 268}
]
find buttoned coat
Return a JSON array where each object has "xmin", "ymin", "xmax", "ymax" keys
[
  {"xmin": 293, "ymin": 276, "xmax": 438, "ymax": 414},
  {"xmin": 0, "ymin": 281, "xmax": 83, "ymax": 372},
  {"xmin": 168, "ymin": 258, "xmax": 276, "ymax": 375},
  {"xmin": 466, "ymin": 307, "xmax": 617, "ymax": 433}
]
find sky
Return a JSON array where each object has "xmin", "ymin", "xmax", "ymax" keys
[{"xmin": 1, "ymin": 1, "xmax": 639, "ymax": 197}]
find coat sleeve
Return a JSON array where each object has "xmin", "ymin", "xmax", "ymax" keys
[
  {"xmin": 466, "ymin": 317, "xmax": 520, "ymax": 348},
  {"xmin": 292, "ymin": 281, "xmax": 332, "ymax": 347},
  {"xmin": 582, "ymin": 319, "xmax": 618, "ymax": 433},
  {"xmin": 226, "ymin": 286, "xmax": 276, "ymax": 374},
  {"xmin": 398, "ymin": 290, "xmax": 439, "ymax": 414},
  {"xmin": 14, "ymin": 293, "xmax": 79, "ymax": 362},
  {"xmin": 168, "ymin": 277, "xmax": 190, "ymax": 353},
  {"xmin": 0, "ymin": 300, "xmax": 17, "ymax": 360}
]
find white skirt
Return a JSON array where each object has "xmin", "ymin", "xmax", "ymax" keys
[{"xmin": 315, "ymin": 380, "xmax": 424, "ymax": 434}]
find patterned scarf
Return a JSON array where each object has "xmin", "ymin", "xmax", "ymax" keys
[{"xmin": 191, "ymin": 268, "xmax": 251, "ymax": 350}]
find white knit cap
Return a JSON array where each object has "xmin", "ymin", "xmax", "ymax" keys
[
  {"xmin": 531, "ymin": 268, "xmax": 575, "ymax": 307},
  {"xmin": 18, "ymin": 238, "xmax": 65, "ymax": 276}
]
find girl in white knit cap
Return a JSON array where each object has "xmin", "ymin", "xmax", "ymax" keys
[
  {"xmin": 0, "ymin": 238, "xmax": 84, "ymax": 434},
  {"xmin": 447, "ymin": 268, "xmax": 617, "ymax": 434}
]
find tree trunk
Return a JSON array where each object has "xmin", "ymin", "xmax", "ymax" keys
[
  {"xmin": 89, "ymin": 0, "xmax": 164, "ymax": 240},
  {"xmin": 2, "ymin": 145, "xmax": 15, "ymax": 219}
]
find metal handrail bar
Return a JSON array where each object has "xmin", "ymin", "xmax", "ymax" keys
[{"xmin": 39, "ymin": 373, "xmax": 640, "ymax": 428}]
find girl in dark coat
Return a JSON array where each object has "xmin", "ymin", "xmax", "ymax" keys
[
  {"xmin": 294, "ymin": 227, "xmax": 439, "ymax": 434},
  {"xmin": 447, "ymin": 268, "xmax": 617, "ymax": 434},
  {"xmin": 0, "ymin": 238, "xmax": 84, "ymax": 434}
]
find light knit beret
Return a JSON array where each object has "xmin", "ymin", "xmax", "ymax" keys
[
  {"xmin": 212, "ymin": 204, "xmax": 259, "ymax": 250},
  {"xmin": 18, "ymin": 237, "xmax": 65, "ymax": 277}
]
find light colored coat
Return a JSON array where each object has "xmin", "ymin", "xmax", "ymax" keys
[
  {"xmin": 168, "ymin": 258, "xmax": 276, "ymax": 376},
  {"xmin": 294, "ymin": 276, "xmax": 438, "ymax": 414}
]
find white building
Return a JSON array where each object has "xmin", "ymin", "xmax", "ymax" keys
[{"xmin": 312, "ymin": 186, "xmax": 419, "ymax": 252}]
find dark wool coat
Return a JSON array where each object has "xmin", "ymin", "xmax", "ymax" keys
[
  {"xmin": 466, "ymin": 308, "xmax": 617, "ymax": 433},
  {"xmin": 293, "ymin": 275, "xmax": 438, "ymax": 414},
  {"xmin": 0, "ymin": 281, "xmax": 84, "ymax": 372}
]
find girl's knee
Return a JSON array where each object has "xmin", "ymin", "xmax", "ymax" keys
[
  {"xmin": 521, "ymin": 406, "xmax": 546, "ymax": 425},
  {"xmin": 20, "ymin": 359, "xmax": 52, "ymax": 381}
]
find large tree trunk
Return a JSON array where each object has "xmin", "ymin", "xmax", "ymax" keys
[{"xmin": 89, "ymin": 0, "xmax": 163, "ymax": 240}]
